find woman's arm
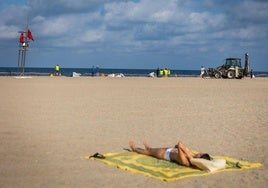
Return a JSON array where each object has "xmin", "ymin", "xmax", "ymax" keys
[
  {"xmin": 178, "ymin": 142, "xmax": 195, "ymax": 159},
  {"xmin": 174, "ymin": 141, "xmax": 196, "ymax": 167}
]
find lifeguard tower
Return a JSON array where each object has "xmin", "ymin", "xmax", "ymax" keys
[{"xmin": 18, "ymin": 28, "xmax": 34, "ymax": 76}]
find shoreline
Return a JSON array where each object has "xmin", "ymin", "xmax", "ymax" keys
[
  {"xmin": 1, "ymin": 67, "xmax": 267, "ymax": 77},
  {"xmin": 1, "ymin": 73, "xmax": 268, "ymax": 78}
]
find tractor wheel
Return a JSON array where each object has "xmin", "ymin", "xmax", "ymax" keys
[
  {"xmin": 214, "ymin": 72, "xmax": 221, "ymax": 79},
  {"xmin": 227, "ymin": 70, "xmax": 235, "ymax": 79}
]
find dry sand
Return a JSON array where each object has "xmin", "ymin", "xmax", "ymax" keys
[{"xmin": 0, "ymin": 76, "xmax": 267, "ymax": 188}]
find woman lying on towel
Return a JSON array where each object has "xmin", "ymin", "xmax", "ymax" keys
[{"xmin": 129, "ymin": 141, "xmax": 211, "ymax": 168}]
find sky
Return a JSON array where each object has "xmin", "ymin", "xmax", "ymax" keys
[{"xmin": 0, "ymin": 0, "xmax": 267, "ymax": 71}]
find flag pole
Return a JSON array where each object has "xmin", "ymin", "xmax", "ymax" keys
[{"xmin": 17, "ymin": 31, "xmax": 25, "ymax": 75}]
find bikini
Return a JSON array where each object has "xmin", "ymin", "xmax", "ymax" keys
[
  {"xmin": 165, "ymin": 148, "xmax": 194, "ymax": 166},
  {"xmin": 165, "ymin": 148, "xmax": 173, "ymax": 161}
]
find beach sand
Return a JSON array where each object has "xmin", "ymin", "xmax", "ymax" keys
[{"xmin": 0, "ymin": 76, "xmax": 267, "ymax": 188}]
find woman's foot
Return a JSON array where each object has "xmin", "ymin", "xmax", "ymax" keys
[
  {"xmin": 129, "ymin": 141, "xmax": 136, "ymax": 152},
  {"xmin": 143, "ymin": 140, "xmax": 150, "ymax": 150}
]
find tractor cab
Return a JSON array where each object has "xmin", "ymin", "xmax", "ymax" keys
[{"xmin": 225, "ymin": 58, "xmax": 242, "ymax": 68}]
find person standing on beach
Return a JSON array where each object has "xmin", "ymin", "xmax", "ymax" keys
[
  {"xmin": 200, "ymin": 66, "xmax": 205, "ymax": 78},
  {"xmin": 156, "ymin": 68, "xmax": 160, "ymax": 77},
  {"xmin": 55, "ymin": 64, "xmax": 60, "ymax": 76},
  {"xmin": 250, "ymin": 69, "xmax": 254, "ymax": 79},
  {"xmin": 91, "ymin": 66, "xmax": 95, "ymax": 77},
  {"xmin": 129, "ymin": 140, "xmax": 211, "ymax": 167}
]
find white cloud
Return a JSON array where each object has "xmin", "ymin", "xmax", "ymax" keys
[
  {"xmin": 81, "ymin": 30, "xmax": 104, "ymax": 43},
  {"xmin": 104, "ymin": 0, "xmax": 180, "ymax": 24},
  {"xmin": 0, "ymin": 0, "xmax": 267, "ymax": 70},
  {"xmin": 0, "ymin": 25, "xmax": 20, "ymax": 39},
  {"xmin": 38, "ymin": 17, "xmax": 72, "ymax": 36}
]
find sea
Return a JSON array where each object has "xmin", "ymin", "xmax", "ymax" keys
[{"xmin": 0, "ymin": 67, "xmax": 268, "ymax": 77}]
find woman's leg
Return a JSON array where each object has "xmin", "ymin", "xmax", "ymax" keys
[
  {"xmin": 129, "ymin": 141, "xmax": 150, "ymax": 155},
  {"xmin": 129, "ymin": 141, "xmax": 166, "ymax": 160}
]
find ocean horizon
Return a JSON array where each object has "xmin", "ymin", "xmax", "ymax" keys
[{"xmin": 0, "ymin": 67, "xmax": 268, "ymax": 77}]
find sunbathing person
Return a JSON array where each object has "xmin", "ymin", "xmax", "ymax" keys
[{"xmin": 129, "ymin": 141, "xmax": 211, "ymax": 167}]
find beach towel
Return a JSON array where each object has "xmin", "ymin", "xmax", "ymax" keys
[{"xmin": 86, "ymin": 151, "xmax": 262, "ymax": 182}]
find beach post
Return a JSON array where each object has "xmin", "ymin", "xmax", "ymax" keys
[{"xmin": 18, "ymin": 31, "xmax": 27, "ymax": 76}]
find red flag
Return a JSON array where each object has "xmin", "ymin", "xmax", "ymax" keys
[
  {"xmin": 27, "ymin": 28, "xmax": 34, "ymax": 41},
  {"xmin": 19, "ymin": 33, "xmax": 25, "ymax": 43}
]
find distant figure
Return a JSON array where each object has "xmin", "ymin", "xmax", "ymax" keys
[
  {"xmin": 129, "ymin": 140, "xmax": 211, "ymax": 168},
  {"xmin": 200, "ymin": 66, "xmax": 205, "ymax": 78},
  {"xmin": 91, "ymin": 66, "xmax": 95, "ymax": 77},
  {"xmin": 95, "ymin": 66, "xmax": 100, "ymax": 76},
  {"xmin": 156, "ymin": 67, "xmax": 160, "ymax": 77},
  {"xmin": 164, "ymin": 68, "xmax": 168, "ymax": 77},
  {"xmin": 250, "ymin": 69, "xmax": 253, "ymax": 79},
  {"xmin": 159, "ymin": 69, "xmax": 164, "ymax": 77},
  {"xmin": 55, "ymin": 64, "xmax": 60, "ymax": 76}
]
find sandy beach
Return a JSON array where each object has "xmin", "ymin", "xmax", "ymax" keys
[{"xmin": 0, "ymin": 76, "xmax": 267, "ymax": 188}]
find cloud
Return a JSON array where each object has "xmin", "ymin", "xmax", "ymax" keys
[
  {"xmin": 28, "ymin": 0, "xmax": 104, "ymax": 15},
  {"xmin": 235, "ymin": 0, "xmax": 268, "ymax": 23},
  {"xmin": 27, "ymin": 0, "xmax": 133, "ymax": 16},
  {"xmin": 0, "ymin": 0, "xmax": 267, "ymax": 70},
  {"xmin": 0, "ymin": 4, "xmax": 29, "ymax": 38},
  {"xmin": 104, "ymin": 0, "xmax": 179, "ymax": 23}
]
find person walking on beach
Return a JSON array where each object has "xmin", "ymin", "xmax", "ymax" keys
[{"xmin": 129, "ymin": 140, "xmax": 211, "ymax": 167}]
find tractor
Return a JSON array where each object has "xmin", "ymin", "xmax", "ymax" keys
[{"xmin": 205, "ymin": 53, "xmax": 249, "ymax": 79}]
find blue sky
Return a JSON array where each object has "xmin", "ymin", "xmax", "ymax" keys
[{"xmin": 0, "ymin": 0, "xmax": 267, "ymax": 71}]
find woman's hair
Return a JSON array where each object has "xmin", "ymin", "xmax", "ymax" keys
[{"xmin": 200, "ymin": 153, "xmax": 211, "ymax": 160}]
